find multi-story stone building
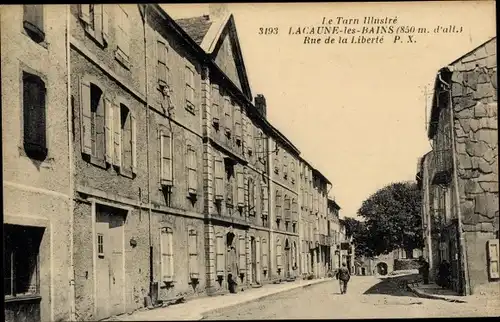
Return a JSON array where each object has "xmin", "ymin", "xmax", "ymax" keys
[
  {"xmin": 417, "ymin": 37, "xmax": 498, "ymax": 295},
  {"xmin": 1, "ymin": 5, "xmax": 73, "ymax": 322},
  {"xmin": 327, "ymin": 198, "xmax": 342, "ymax": 271},
  {"xmin": 3, "ymin": 4, "xmax": 341, "ymax": 321}
]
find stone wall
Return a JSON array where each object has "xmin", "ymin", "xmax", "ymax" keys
[{"xmin": 450, "ymin": 37, "xmax": 498, "ymax": 293}]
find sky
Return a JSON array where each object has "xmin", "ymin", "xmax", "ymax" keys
[{"xmin": 162, "ymin": 1, "xmax": 496, "ymax": 219}]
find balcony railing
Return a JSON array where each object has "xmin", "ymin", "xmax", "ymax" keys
[{"xmin": 431, "ymin": 148, "xmax": 453, "ymax": 185}]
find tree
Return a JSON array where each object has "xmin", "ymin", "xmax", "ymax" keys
[
  {"xmin": 357, "ymin": 181, "xmax": 423, "ymax": 257},
  {"xmin": 342, "ymin": 217, "xmax": 376, "ymax": 259}
]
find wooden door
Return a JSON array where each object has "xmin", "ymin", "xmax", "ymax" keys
[
  {"xmin": 95, "ymin": 208, "xmax": 125, "ymax": 320},
  {"xmin": 251, "ymin": 238, "xmax": 256, "ymax": 284}
]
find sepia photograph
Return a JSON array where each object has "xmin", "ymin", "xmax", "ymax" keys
[{"xmin": 1, "ymin": 1, "xmax": 498, "ymax": 321}]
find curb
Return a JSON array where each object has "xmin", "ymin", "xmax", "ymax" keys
[
  {"xmin": 406, "ymin": 284, "xmax": 468, "ymax": 303},
  {"xmin": 197, "ymin": 278, "xmax": 332, "ymax": 320}
]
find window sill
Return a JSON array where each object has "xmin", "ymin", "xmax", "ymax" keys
[
  {"xmin": 185, "ymin": 105, "xmax": 196, "ymax": 115},
  {"xmin": 84, "ymin": 25, "xmax": 106, "ymax": 48},
  {"xmin": 120, "ymin": 167, "xmax": 135, "ymax": 179},
  {"xmin": 5, "ymin": 294, "xmax": 42, "ymax": 303},
  {"xmin": 86, "ymin": 155, "xmax": 107, "ymax": 170},
  {"xmin": 115, "ymin": 49, "xmax": 131, "ymax": 70}
]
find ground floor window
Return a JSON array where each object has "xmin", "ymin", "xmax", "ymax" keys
[{"xmin": 4, "ymin": 224, "xmax": 44, "ymax": 298}]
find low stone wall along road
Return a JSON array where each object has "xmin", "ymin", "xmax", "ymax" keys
[{"xmin": 202, "ymin": 276, "xmax": 500, "ymax": 320}]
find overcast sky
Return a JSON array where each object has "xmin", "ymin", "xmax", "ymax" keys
[{"xmin": 162, "ymin": 1, "xmax": 496, "ymax": 219}]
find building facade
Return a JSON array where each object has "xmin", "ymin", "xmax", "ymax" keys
[
  {"xmin": 418, "ymin": 37, "xmax": 498, "ymax": 295},
  {"xmin": 2, "ymin": 5, "xmax": 73, "ymax": 322},
  {"xmin": 327, "ymin": 198, "xmax": 342, "ymax": 272},
  {"xmin": 3, "ymin": 4, "xmax": 342, "ymax": 321}
]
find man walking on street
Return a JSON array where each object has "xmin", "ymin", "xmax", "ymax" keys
[{"xmin": 337, "ymin": 263, "xmax": 351, "ymax": 294}]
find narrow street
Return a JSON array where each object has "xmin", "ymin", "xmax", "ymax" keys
[{"xmin": 202, "ymin": 275, "xmax": 500, "ymax": 319}]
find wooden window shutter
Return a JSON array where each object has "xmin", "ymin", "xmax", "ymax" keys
[
  {"xmin": 79, "ymin": 78, "xmax": 92, "ymax": 155},
  {"xmin": 262, "ymin": 239, "xmax": 268, "ymax": 270},
  {"xmin": 253, "ymin": 181, "xmax": 257, "ymax": 215},
  {"xmin": 189, "ymin": 229, "xmax": 199, "ymax": 278},
  {"xmin": 23, "ymin": 5, "xmax": 44, "ymax": 39},
  {"xmin": 216, "ymin": 234, "xmax": 225, "ymax": 276},
  {"xmin": 214, "ymin": 157, "xmax": 224, "ymax": 200},
  {"xmin": 487, "ymin": 239, "xmax": 499, "ymax": 279},
  {"xmin": 160, "ymin": 228, "xmax": 173, "ymax": 282},
  {"xmin": 157, "ymin": 38, "xmax": 167, "ymax": 86},
  {"xmin": 116, "ymin": 6, "xmax": 130, "ymax": 59},
  {"xmin": 238, "ymin": 235, "xmax": 246, "ymax": 274},
  {"xmin": 237, "ymin": 169, "xmax": 244, "ymax": 206},
  {"xmin": 276, "ymin": 241, "xmax": 282, "ymax": 269},
  {"xmin": 160, "ymin": 130, "xmax": 173, "ymax": 185},
  {"xmin": 131, "ymin": 114, "xmax": 137, "ymax": 173},
  {"xmin": 102, "ymin": 5, "xmax": 110, "ymax": 42},
  {"xmin": 224, "ymin": 97, "xmax": 231, "ymax": 133},
  {"xmin": 80, "ymin": 4, "xmax": 91, "ymax": 24},
  {"xmin": 104, "ymin": 96, "xmax": 114, "ymax": 163},
  {"xmin": 113, "ymin": 102, "xmax": 122, "ymax": 167},
  {"xmin": 187, "ymin": 146, "xmax": 197, "ymax": 194},
  {"xmin": 262, "ymin": 183, "xmax": 268, "ymax": 215},
  {"xmin": 185, "ymin": 65, "xmax": 195, "ymax": 110},
  {"xmin": 23, "ymin": 74, "xmax": 47, "ymax": 155},
  {"xmin": 235, "ymin": 108, "xmax": 242, "ymax": 141}
]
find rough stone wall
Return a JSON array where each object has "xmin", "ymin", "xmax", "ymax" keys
[
  {"xmin": 1, "ymin": 5, "xmax": 71, "ymax": 322},
  {"xmin": 450, "ymin": 38, "xmax": 498, "ymax": 293}
]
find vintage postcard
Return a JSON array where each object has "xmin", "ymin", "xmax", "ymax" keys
[{"xmin": 1, "ymin": 1, "xmax": 498, "ymax": 321}]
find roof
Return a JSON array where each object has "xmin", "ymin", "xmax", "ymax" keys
[
  {"xmin": 328, "ymin": 198, "xmax": 341, "ymax": 210},
  {"xmin": 174, "ymin": 16, "xmax": 213, "ymax": 45}
]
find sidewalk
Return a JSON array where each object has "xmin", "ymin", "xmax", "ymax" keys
[
  {"xmin": 408, "ymin": 281, "xmax": 500, "ymax": 305},
  {"xmin": 105, "ymin": 278, "xmax": 332, "ymax": 321}
]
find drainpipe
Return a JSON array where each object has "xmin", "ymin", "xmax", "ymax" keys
[
  {"xmin": 139, "ymin": 4, "xmax": 154, "ymax": 299},
  {"xmin": 67, "ymin": 5, "xmax": 76, "ymax": 321},
  {"xmin": 439, "ymin": 69, "xmax": 471, "ymax": 296}
]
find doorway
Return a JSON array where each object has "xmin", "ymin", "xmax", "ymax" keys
[
  {"xmin": 284, "ymin": 239, "xmax": 291, "ymax": 278},
  {"xmin": 376, "ymin": 262, "xmax": 388, "ymax": 276},
  {"xmin": 226, "ymin": 232, "xmax": 237, "ymax": 290},
  {"xmin": 95, "ymin": 205, "xmax": 126, "ymax": 320},
  {"xmin": 251, "ymin": 237, "xmax": 256, "ymax": 284}
]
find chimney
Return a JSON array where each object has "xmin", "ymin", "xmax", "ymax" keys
[
  {"xmin": 208, "ymin": 3, "xmax": 229, "ymax": 21},
  {"xmin": 254, "ymin": 94, "xmax": 267, "ymax": 118}
]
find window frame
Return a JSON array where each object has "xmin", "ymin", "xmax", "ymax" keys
[
  {"xmin": 160, "ymin": 227, "xmax": 174, "ymax": 283},
  {"xmin": 185, "ymin": 62, "xmax": 196, "ymax": 114},
  {"xmin": 159, "ymin": 127, "xmax": 173, "ymax": 187},
  {"xmin": 187, "ymin": 143, "xmax": 198, "ymax": 196},
  {"xmin": 114, "ymin": 5, "xmax": 130, "ymax": 67},
  {"xmin": 188, "ymin": 228, "xmax": 199, "ymax": 280},
  {"xmin": 23, "ymin": 5, "xmax": 45, "ymax": 44}
]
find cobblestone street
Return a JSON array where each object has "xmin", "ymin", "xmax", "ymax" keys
[{"xmin": 202, "ymin": 276, "xmax": 500, "ymax": 320}]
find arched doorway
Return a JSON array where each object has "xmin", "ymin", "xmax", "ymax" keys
[
  {"xmin": 284, "ymin": 239, "xmax": 291, "ymax": 278},
  {"xmin": 250, "ymin": 236, "xmax": 256, "ymax": 284},
  {"xmin": 226, "ymin": 232, "xmax": 237, "ymax": 291},
  {"xmin": 376, "ymin": 262, "xmax": 388, "ymax": 276}
]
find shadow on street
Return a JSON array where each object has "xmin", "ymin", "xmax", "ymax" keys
[{"xmin": 363, "ymin": 274, "xmax": 421, "ymax": 298}]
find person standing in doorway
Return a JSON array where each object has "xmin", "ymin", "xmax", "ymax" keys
[{"xmin": 337, "ymin": 263, "xmax": 351, "ymax": 294}]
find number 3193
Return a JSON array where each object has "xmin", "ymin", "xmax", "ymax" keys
[{"xmin": 259, "ymin": 27, "xmax": 278, "ymax": 35}]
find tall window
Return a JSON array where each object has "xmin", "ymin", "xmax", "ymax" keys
[
  {"xmin": 234, "ymin": 106, "xmax": 242, "ymax": 146},
  {"xmin": 290, "ymin": 162, "xmax": 295, "ymax": 184},
  {"xmin": 23, "ymin": 5, "xmax": 44, "ymax": 43},
  {"xmin": 79, "ymin": 4, "xmax": 109, "ymax": 46},
  {"xmin": 261, "ymin": 181, "xmax": 269, "ymax": 216},
  {"xmin": 256, "ymin": 130, "xmax": 263, "ymax": 158},
  {"xmin": 188, "ymin": 228, "xmax": 199, "ymax": 279},
  {"xmin": 214, "ymin": 156, "xmax": 224, "ymax": 201},
  {"xmin": 216, "ymin": 234, "xmax": 225, "ymax": 277},
  {"xmin": 284, "ymin": 195, "xmax": 291, "ymax": 221},
  {"xmin": 23, "ymin": 72, "xmax": 47, "ymax": 160},
  {"xmin": 283, "ymin": 155, "xmax": 288, "ymax": 179},
  {"xmin": 115, "ymin": 5, "xmax": 130, "ymax": 63},
  {"xmin": 4, "ymin": 224, "xmax": 43, "ymax": 297},
  {"xmin": 245, "ymin": 118, "xmax": 253, "ymax": 156},
  {"xmin": 157, "ymin": 37, "xmax": 171, "ymax": 95},
  {"xmin": 159, "ymin": 129, "xmax": 173, "ymax": 186},
  {"xmin": 120, "ymin": 104, "xmax": 137, "ymax": 174},
  {"xmin": 80, "ymin": 80, "xmax": 106, "ymax": 161},
  {"xmin": 185, "ymin": 64, "xmax": 195, "ymax": 113},
  {"xmin": 160, "ymin": 227, "xmax": 174, "ymax": 283},
  {"xmin": 187, "ymin": 144, "xmax": 197, "ymax": 196}
]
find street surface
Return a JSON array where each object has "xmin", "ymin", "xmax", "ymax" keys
[{"xmin": 202, "ymin": 276, "xmax": 500, "ymax": 319}]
